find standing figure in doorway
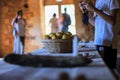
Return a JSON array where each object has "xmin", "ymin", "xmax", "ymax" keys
[
  {"xmin": 49, "ymin": 13, "xmax": 58, "ymax": 33},
  {"xmin": 11, "ymin": 10, "xmax": 26, "ymax": 54},
  {"xmin": 61, "ymin": 8, "xmax": 71, "ymax": 32}
]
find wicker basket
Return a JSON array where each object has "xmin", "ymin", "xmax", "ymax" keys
[{"xmin": 41, "ymin": 39, "xmax": 72, "ymax": 53}]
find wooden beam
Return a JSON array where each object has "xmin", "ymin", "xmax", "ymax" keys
[{"xmin": 44, "ymin": 0, "xmax": 74, "ymax": 5}]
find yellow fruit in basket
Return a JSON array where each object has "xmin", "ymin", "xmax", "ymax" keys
[
  {"xmin": 56, "ymin": 32, "xmax": 61, "ymax": 36},
  {"xmin": 49, "ymin": 33, "xmax": 55, "ymax": 38},
  {"xmin": 45, "ymin": 35, "xmax": 51, "ymax": 39},
  {"xmin": 46, "ymin": 32, "xmax": 73, "ymax": 39},
  {"xmin": 51, "ymin": 35, "xmax": 57, "ymax": 39},
  {"xmin": 62, "ymin": 34, "xmax": 69, "ymax": 39},
  {"xmin": 56, "ymin": 32, "xmax": 63, "ymax": 39},
  {"xmin": 65, "ymin": 32, "xmax": 72, "ymax": 36}
]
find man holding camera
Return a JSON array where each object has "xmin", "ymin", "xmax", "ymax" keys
[{"xmin": 79, "ymin": 0, "xmax": 119, "ymax": 69}]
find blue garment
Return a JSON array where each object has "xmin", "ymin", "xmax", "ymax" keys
[
  {"xmin": 61, "ymin": 13, "xmax": 71, "ymax": 32},
  {"xmin": 61, "ymin": 25, "xmax": 68, "ymax": 32}
]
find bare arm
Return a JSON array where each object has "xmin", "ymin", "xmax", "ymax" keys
[
  {"xmin": 85, "ymin": 3, "xmax": 119, "ymax": 26},
  {"xmin": 89, "ymin": 14, "xmax": 95, "ymax": 26},
  {"xmin": 94, "ymin": 8, "xmax": 118, "ymax": 26},
  {"xmin": 11, "ymin": 15, "xmax": 18, "ymax": 26},
  {"xmin": 11, "ymin": 18, "xmax": 16, "ymax": 26}
]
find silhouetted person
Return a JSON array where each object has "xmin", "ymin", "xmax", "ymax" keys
[
  {"xmin": 49, "ymin": 13, "xmax": 58, "ymax": 33},
  {"xmin": 61, "ymin": 8, "xmax": 71, "ymax": 32},
  {"xmin": 11, "ymin": 10, "xmax": 26, "ymax": 54}
]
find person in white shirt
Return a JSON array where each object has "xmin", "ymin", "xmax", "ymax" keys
[
  {"xmin": 79, "ymin": 0, "xmax": 119, "ymax": 69},
  {"xmin": 11, "ymin": 10, "xmax": 26, "ymax": 54},
  {"xmin": 49, "ymin": 13, "xmax": 58, "ymax": 33}
]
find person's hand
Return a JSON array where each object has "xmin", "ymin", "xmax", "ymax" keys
[
  {"xmin": 79, "ymin": 2, "xmax": 86, "ymax": 13},
  {"xmin": 84, "ymin": 3, "xmax": 95, "ymax": 12}
]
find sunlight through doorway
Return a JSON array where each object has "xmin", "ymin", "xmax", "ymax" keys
[{"xmin": 45, "ymin": 4, "xmax": 76, "ymax": 34}]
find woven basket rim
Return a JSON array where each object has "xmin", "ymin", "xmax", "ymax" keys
[{"xmin": 41, "ymin": 39, "xmax": 72, "ymax": 43}]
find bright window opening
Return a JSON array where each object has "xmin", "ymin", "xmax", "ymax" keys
[
  {"xmin": 61, "ymin": 5, "xmax": 76, "ymax": 34},
  {"xmin": 45, "ymin": 5, "xmax": 59, "ymax": 34},
  {"xmin": 45, "ymin": 4, "xmax": 76, "ymax": 35}
]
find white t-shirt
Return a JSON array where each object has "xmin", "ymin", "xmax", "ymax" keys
[{"xmin": 94, "ymin": 0, "xmax": 119, "ymax": 49}]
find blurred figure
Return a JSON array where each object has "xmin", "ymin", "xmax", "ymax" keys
[
  {"xmin": 11, "ymin": 10, "xmax": 26, "ymax": 54},
  {"xmin": 57, "ymin": 14, "xmax": 64, "ymax": 32},
  {"xmin": 61, "ymin": 8, "xmax": 71, "ymax": 32},
  {"xmin": 79, "ymin": 0, "xmax": 119, "ymax": 69},
  {"xmin": 49, "ymin": 13, "xmax": 58, "ymax": 33}
]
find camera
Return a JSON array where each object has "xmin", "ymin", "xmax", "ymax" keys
[{"xmin": 81, "ymin": 3, "xmax": 88, "ymax": 13}]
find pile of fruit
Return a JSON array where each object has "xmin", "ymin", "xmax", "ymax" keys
[{"xmin": 44, "ymin": 32, "xmax": 73, "ymax": 39}]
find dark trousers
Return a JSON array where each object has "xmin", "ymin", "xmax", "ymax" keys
[
  {"xmin": 96, "ymin": 45, "xmax": 117, "ymax": 69},
  {"xmin": 20, "ymin": 36, "xmax": 25, "ymax": 53}
]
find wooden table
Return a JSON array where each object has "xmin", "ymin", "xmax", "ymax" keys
[{"xmin": 0, "ymin": 48, "xmax": 117, "ymax": 80}]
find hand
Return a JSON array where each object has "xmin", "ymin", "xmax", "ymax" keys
[
  {"xmin": 84, "ymin": 3, "xmax": 95, "ymax": 12},
  {"xmin": 79, "ymin": 2, "xmax": 86, "ymax": 13}
]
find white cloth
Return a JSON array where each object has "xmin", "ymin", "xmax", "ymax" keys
[{"xmin": 94, "ymin": 0, "xmax": 119, "ymax": 48}]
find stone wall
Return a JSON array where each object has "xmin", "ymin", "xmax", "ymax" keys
[
  {"xmin": 74, "ymin": 0, "xmax": 95, "ymax": 41},
  {"xmin": 0, "ymin": 0, "xmax": 44, "ymax": 57}
]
